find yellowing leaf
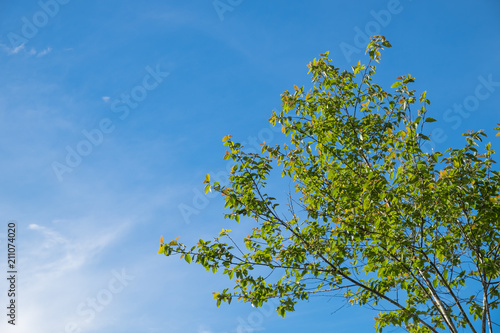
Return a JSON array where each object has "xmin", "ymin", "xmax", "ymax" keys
[
  {"xmin": 419, "ymin": 90, "xmax": 427, "ymax": 103},
  {"xmin": 204, "ymin": 174, "xmax": 211, "ymax": 183},
  {"xmin": 222, "ymin": 135, "xmax": 232, "ymax": 142},
  {"xmin": 160, "ymin": 235, "xmax": 164, "ymax": 244},
  {"xmin": 496, "ymin": 132, "xmax": 500, "ymax": 137},
  {"xmin": 157, "ymin": 244, "xmax": 165, "ymax": 254},
  {"xmin": 294, "ymin": 85, "xmax": 299, "ymax": 91}
]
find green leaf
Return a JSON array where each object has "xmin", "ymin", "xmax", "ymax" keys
[
  {"xmin": 204, "ymin": 174, "xmax": 211, "ymax": 183},
  {"xmin": 391, "ymin": 81, "xmax": 401, "ymax": 88},
  {"xmin": 425, "ymin": 117, "xmax": 437, "ymax": 123},
  {"xmin": 419, "ymin": 90, "xmax": 427, "ymax": 103}
]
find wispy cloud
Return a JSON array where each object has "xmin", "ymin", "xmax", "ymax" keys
[
  {"xmin": 0, "ymin": 43, "xmax": 52, "ymax": 57},
  {"xmin": 1, "ymin": 42, "xmax": 25, "ymax": 54},
  {"xmin": 36, "ymin": 47, "xmax": 52, "ymax": 57},
  {"xmin": 2, "ymin": 218, "xmax": 133, "ymax": 333},
  {"xmin": 26, "ymin": 221, "xmax": 128, "ymax": 278},
  {"xmin": 197, "ymin": 325, "xmax": 214, "ymax": 333}
]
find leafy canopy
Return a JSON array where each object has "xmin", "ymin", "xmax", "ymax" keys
[{"xmin": 159, "ymin": 36, "xmax": 500, "ymax": 333}]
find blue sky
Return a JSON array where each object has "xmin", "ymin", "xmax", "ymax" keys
[{"xmin": 0, "ymin": 1, "xmax": 499, "ymax": 332}]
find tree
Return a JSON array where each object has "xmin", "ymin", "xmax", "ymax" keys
[{"xmin": 159, "ymin": 36, "xmax": 500, "ymax": 332}]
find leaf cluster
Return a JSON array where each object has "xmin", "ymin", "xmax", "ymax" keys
[{"xmin": 160, "ymin": 36, "xmax": 500, "ymax": 332}]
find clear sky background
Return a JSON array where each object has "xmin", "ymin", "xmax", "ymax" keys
[{"xmin": 0, "ymin": 1, "xmax": 499, "ymax": 332}]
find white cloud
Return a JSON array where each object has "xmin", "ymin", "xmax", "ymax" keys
[
  {"xmin": 0, "ymin": 43, "xmax": 25, "ymax": 55},
  {"xmin": 1, "ymin": 218, "xmax": 133, "ymax": 333},
  {"xmin": 26, "ymin": 220, "xmax": 129, "ymax": 278},
  {"xmin": 0, "ymin": 44, "xmax": 52, "ymax": 57},
  {"xmin": 102, "ymin": 96, "xmax": 111, "ymax": 103},
  {"xmin": 36, "ymin": 47, "xmax": 52, "ymax": 57},
  {"xmin": 10, "ymin": 44, "xmax": 25, "ymax": 54},
  {"xmin": 197, "ymin": 325, "xmax": 213, "ymax": 333}
]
